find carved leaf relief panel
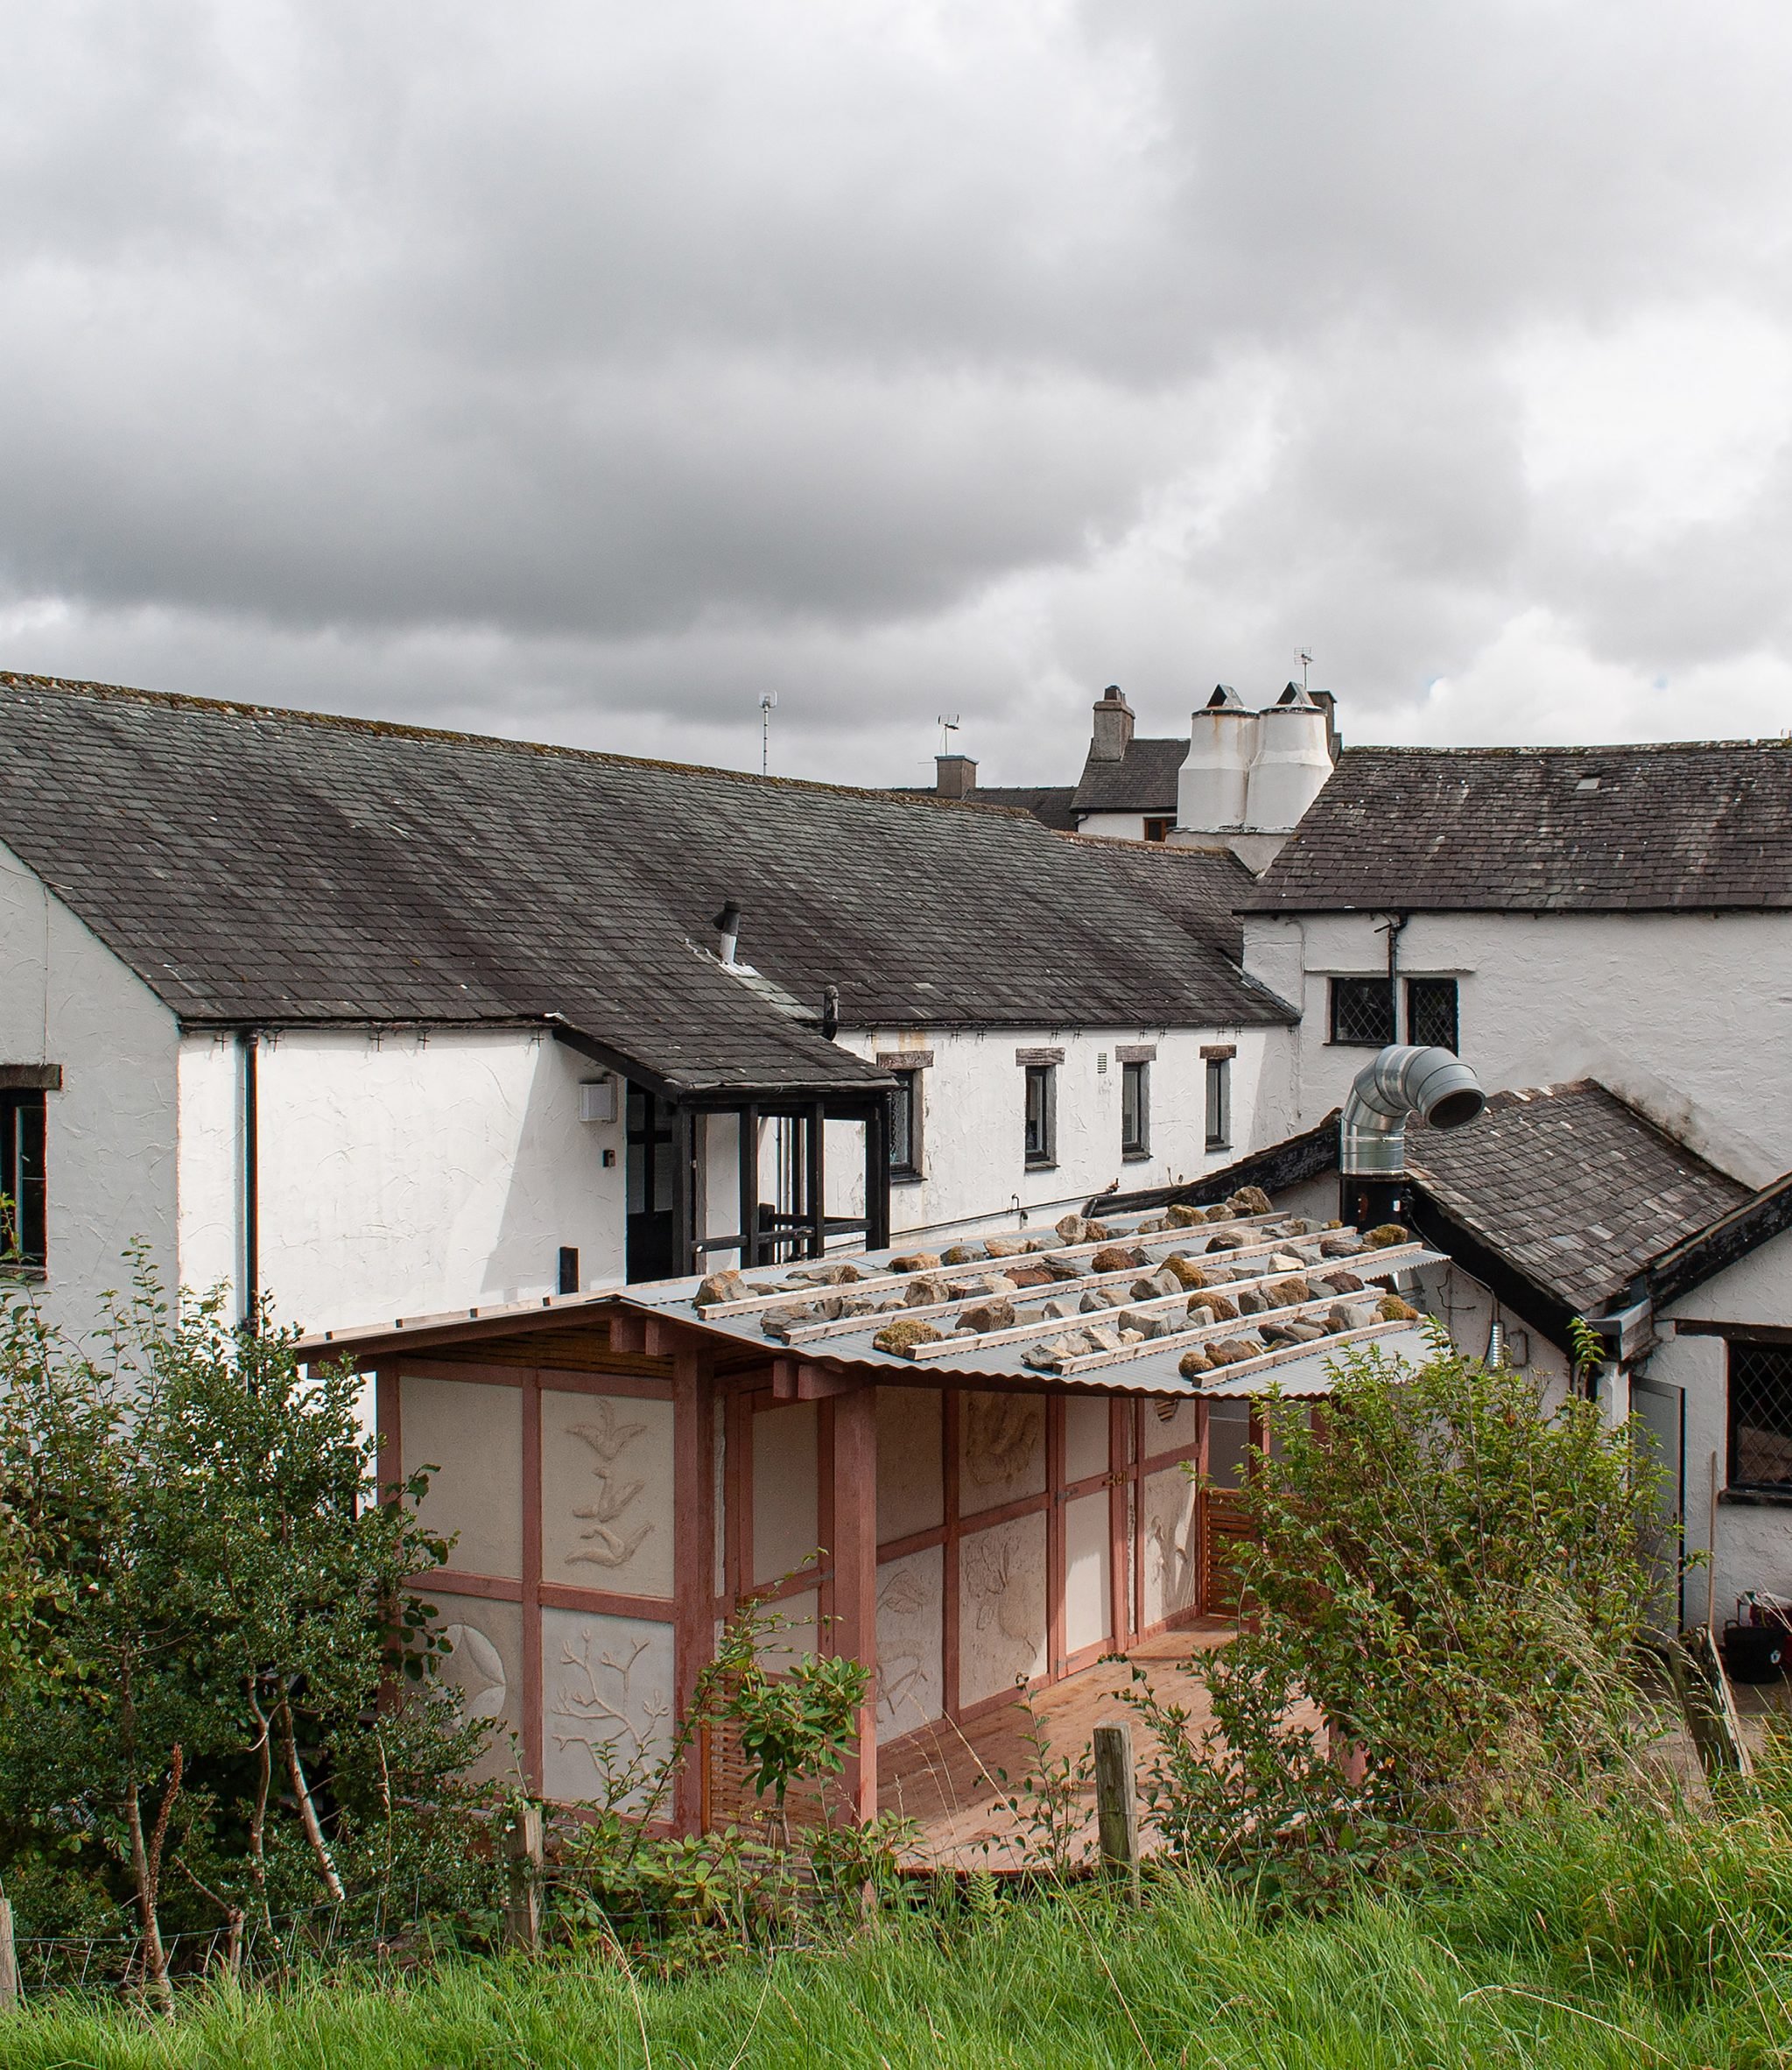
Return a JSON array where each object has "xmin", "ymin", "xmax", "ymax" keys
[
  {"xmin": 1142, "ymin": 1466, "xmax": 1198, "ymax": 1626},
  {"xmin": 875, "ymin": 1545, "xmax": 943, "ymax": 1731},
  {"xmin": 959, "ymin": 1391, "xmax": 1045, "ymax": 1514},
  {"xmin": 541, "ymin": 1391, "xmax": 674, "ymax": 1596}
]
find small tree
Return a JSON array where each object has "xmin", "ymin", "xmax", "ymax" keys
[{"xmin": 1128, "ymin": 1336, "xmax": 1664, "ymax": 1890}]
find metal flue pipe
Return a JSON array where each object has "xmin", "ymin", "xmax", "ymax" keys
[{"xmin": 1340, "ymin": 1044, "xmax": 1485, "ymax": 1176}]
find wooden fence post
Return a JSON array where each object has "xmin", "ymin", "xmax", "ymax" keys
[
  {"xmin": 1093, "ymin": 1721, "xmax": 1140, "ymax": 1897},
  {"xmin": 503, "ymin": 1804, "xmax": 544, "ymax": 1954},
  {"xmin": 0, "ymin": 1894, "xmax": 17, "ymax": 2008}
]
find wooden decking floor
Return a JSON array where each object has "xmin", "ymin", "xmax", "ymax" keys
[{"xmin": 880, "ymin": 1622, "xmax": 1232, "ymax": 1872}]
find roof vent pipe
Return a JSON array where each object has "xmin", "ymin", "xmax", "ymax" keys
[
  {"xmin": 1340, "ymin": 1044, "xmax": 1485, "ymax": 1178},
  {"xmin": 713, "ymin": 900, "xmax": 742, "ymax": 968}
]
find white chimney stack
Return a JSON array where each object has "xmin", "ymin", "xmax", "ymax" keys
[
  {"xmin": 1243, "ymin": 683, "xmax": 1332, "ymax": 832},
  {"xmin": 1176, "ymin": 685, "xmax": 1255, "ymax": 834}
]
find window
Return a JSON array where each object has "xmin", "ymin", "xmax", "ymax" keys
[
  {"xmin": 1121, "ymin": 1060, "xmax": 1149, "ymax": 1158},
  {"xmin": 1142, "ymin": 817, "xmax": 1172, "ymax": 844},
  {"xmin": 1406, "ymin": 976, "xmax": 1459, "ymax": 1052},
  {"xmin": 1729, "ymin": 1340, "xmax": 1792, "ymax": 1491},
  {"xmin": 0, "ymin": 1090, "xmax": 46, "ymax": 1272},
  {"xmin": 1205, "ymin": 1055, "xmax": 1231, "ymax": 1150},
  {"xmin": 1329, "ymin": 975, "xmax": 1395, "ymax": 1046},
  {"xmin": 889, "ymin": 1069, "xmax": 923, "ymax": 1180},
  {"xmin": 1023, "ymin": 1064, "xmax": 1056, "ymax": 1167}
]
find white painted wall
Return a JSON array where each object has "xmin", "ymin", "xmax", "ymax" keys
[
  {"xmin": 835, "ymin": 1024, "xmax": 1279, "ymax": 1240},
  {"xmin": 210, "ymin": 1028, "xmax": 629, "ymax": 1334},
  {"xmin": 0, "ymin": 840, "xmax": 181, "ymax": 1338},
  {"xmin": 1074, "ymin": 812, "xmax": 1150, "ymax": 841},
  {"xmin": 1244, "ymin": 908, "xmax": 1792, "ymax": 1179},
  {"xmin": 1649, "ymin": 1226, "xmax": 1792, "ymax": 1619}
]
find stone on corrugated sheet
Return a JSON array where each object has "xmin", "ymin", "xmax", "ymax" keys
[
  {"xmin": 1330, "ymin": 1301, "xmax": 1381, "ymax": 1331},
  {"xmin": 1080, "ymin": 1323, "xmax": 1122, "ymax": 1353},
  {"xmin": 903, "ymin": 1277, "xmax": 949, "ymax": 1306},
  {"xmin": 1283, "ymin": 1320, "xmax": 1326, "ymax": 1342},
  {"xmin": 1025, "ymin": 1334, "xmax": 1086, "ymax": 1369},
  {"xmin": 1043, "ymin": 1297, "xmax": 1079, "ymax": 1320},
  {"xmin": 1055, "ymin": 1214, "xmax": 1089, "ymax": 1243},
  {"xmin": 1268, "ymin": 1276, "xmax": 1311, "ymax": 1306},
  {"xmin": 1079, "ymin": 1286, "xmax": 1129, "ymax": 1312},
  {"xmin": 874, "ymin": 1318, "xmax": 943, "ymax": 1354},
  {"xmin": 941, "ymin": 1244, "xmax": 984, "ymax": 1266},
  {"xmin": 1235, "ymin": 1289, "xmax": 1267, "ymax": 1315},
  {"xmin": 957, "ymin": 1297, "xmax": 1016, "ymax": 1334},
  {"xmin": 791, "ymin": 1261, "xmax": 863, "ymax": 1285},
  {"xmin": 760, "ymin": 1305, "xmax": 814, "ymax": 1338},
  {"xmin": 1131, "ymin": 1268, "xmax": 1183, "ymax": 1300},
  {"xmin": 1162, "ymin": 1255, "xmax": 1209, "ymax": 1289},
  {"xmin": 1041, "ymin": 1254, "xmax": 1084, "ymax": 1281},
  {"xmin": 1166, "ymin": 1203, "xmax": 1208, "ymax": 1229},
  {"xmin": 890, "ymin": 1251, "xmax": 943, "ymax": 1274},
  {"xmin": 1178, "ymin": 1348, "xmax": 1214, "ymax": 1378},
  {"xmin": 1083, "ymin": 1220, "xmax": 1112, "ymax": 1242},
  {"xmin": 696, "ymin": 1271, "xmax": 749, "ymax": 1306},
  {"xmin": 1258, "ymin": 1320, "xmax": 1300, "ymax": 1345},
  {"xmin": 1133, "ymin": 1215, "xmax": 1166, "ymax": 1234},
  {"xmin": 1319, "ymin": 1234, "xmax": 1363, "ymax": 1257},
  {"xmin": 1227, "ymin": 1186, "xmax": 1274, "ymax": 1216},
  {"xmin": 1205, "ymin": 1232, "xmax": 1244, "ymax": 1252},
  {"xmin": 1365, "ymin": 1224, "xmax": 1409, "ymax": 1249},
  {"xmin": 877, "ymin": 1297, "xmax": 906, "ymax": 1312},
  {"xmin": 1187, "ymin": 1292, "xmax": 1239, "ymax": 1322},
  {"xmin": 1318, "ymin": 1269, "xmax": 1366, "ymax": 1293},
  {"xmin": 1204, "ymin": 1204, "xmax": 1235, "ymax": 1223},
  {"xmin": 1268, "ymin": 1252, "xmax": 1304, "ymax": 1273},
  {"xmin": 1205, "ymin": 1336, "xmax": 1260, "ymax": 1365},
  {"xmin": 1008, "ymin": 1266, "xmax": 1051, "ymax": 1289},
  {"xmin": 1119, "ymin": 1307, "xmax": 1174, "ymax": 1339},
  {"xmin": 1090, "ymin": 1244, "xmax": 1142, "ymax": 1275},
  {"xmin": 983, "ymin": 1235, "xmax": 1029, "ymax": 1258},
  {"xmin": 1378, "ymin": 1294, "xmax": 1420, "ymax": 1320}
]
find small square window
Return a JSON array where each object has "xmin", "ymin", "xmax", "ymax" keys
[
  {"xmin": 1406, "ymin": 976, "xmax": 1459, "ymax": 1053},
  {"xmin": 1205, "ymin": 1056, "xmax": 1231, "ymax": 1150},
  {"xmin": 889, "ymin": 1070, "xmax": 923, "ymax": 1180},
  {"xmin": 1121, "ymin": 1060, "xmax": 1149, "ymax": 1158},
  {"xmin": 1023, "ymin": 1064, "xmax": 1056, "ymax": 1167},
  {"xmin": 1730, "ymin": 1340, "xmax": 1792, "ymax": 1490},
  {"xmin": 1329, "ymin": 976, "xmax": 1395, "ymax": 1047},
  {"xmin": 1142, "ymin": 817, "xmax": 1173, "ymax": 843}
]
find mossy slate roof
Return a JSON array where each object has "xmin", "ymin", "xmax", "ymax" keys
[
  {"xmin": 1070, "ymin": 736, "xmax": 1187, "ymax": 817},
  {"xmin": 1407, "ymin": 1081, "xmax": 1750, "ymax": 1315},
  {"xmin": 0, "ymin": 673, "xmax": 1292, "ymax": 1095},
  {"xmin": 1247, "ymin": 741, "xmax": 1792, "ymax": 912}
]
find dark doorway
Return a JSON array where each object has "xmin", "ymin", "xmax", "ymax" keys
[{"xmin": 626, "ymin": 1084, "xmax": 677, "ymax": 1281}]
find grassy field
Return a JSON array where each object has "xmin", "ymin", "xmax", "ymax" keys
[{"xmin": 4, "ymin": 1793, "xmax": 1790, "ymax": 2070}]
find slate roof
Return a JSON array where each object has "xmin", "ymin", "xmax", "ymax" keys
[
  {"xmin": 0, "ymin": 674, "xmax": 1291, "ymax": 1095},
  {"xmin": 964, "ymin": 784, "xmax": 1079, "ymax": 834},
  {"xmin": 1246, "ymin": 741, "xmax": 1792, "ymax": 912},
  {"xmin": 1405, "ymin": 1081, "xmax": 1751, "ymax": 1316},
  {"xmin": 1070, "ymin": 736, "xmax": 1187, "ymax": 817}
]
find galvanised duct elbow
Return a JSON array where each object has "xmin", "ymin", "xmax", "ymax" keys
[{"xmin": 1339, "ymin": 1044, "xmax": 1485, "ymax": 1179}]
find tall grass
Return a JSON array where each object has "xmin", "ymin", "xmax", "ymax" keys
[{"xmin": 4, "ymin": 1791, "xmax": 1790, "ymax": 2070}]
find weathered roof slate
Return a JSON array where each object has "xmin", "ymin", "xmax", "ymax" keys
[
  {"xmin": 0, "ymin": 675, "xmax": 1291, "ymax": 1093},
  {"xmin": 1071, "ymin": 736, "xmax": 1187, "ymax": 816},
  {"xmin": 1246, "ymin": 741, "xmax": 1792, "ymax": 912},
  {"xmin": 1406, "ymin": 1081, "xmax": 1750, "ymax": 1316}
]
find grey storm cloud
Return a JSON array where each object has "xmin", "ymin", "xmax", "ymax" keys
[{"xmin": 3, "ymin": 0, "xmax": 1791, "ymax": 782}]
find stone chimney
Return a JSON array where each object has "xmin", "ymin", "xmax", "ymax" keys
[
  {"xmin": 935, "ymin": 752, "xmax": 979, "ymax": 799},
  {"xmin": 1088, "ymin": 685, "xmax": 1135, "ymax": 763}
]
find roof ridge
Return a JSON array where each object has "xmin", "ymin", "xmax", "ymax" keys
[
  {"xmin": 0, "ymin": 669, "xmax": 1063, "ymax": 820},
  {"xmin": 1339, "ymin": 737, "xmax": 1792, "ymax": 757}
]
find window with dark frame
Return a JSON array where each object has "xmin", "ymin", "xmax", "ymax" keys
[
  {"xmin": 1023, "ymin": 1063, "xmax": 1056, "ymax": 1167},
  {"xmin": 0, "ymin": 1090, "xmax": 46, "ymax": 1272},
  {"xmin": 889, "ymin": 1068, "xmax": 922, "ymax": 1180},
  {"xmin": 1406, "ymin": 976, "xmax": 1459, "ymax": 1053},
  {"xmin": 1329, "ymin": 975, "xmax": 1395, "ymax": 1046},
  {"xmin": 1142, "ymin": 816, "xmax": 1172, "ymax": 843},
  {"xmin": 1729, "ymin": 1339, "xmax": 1792, "ymax": 1491},
  {"xmin": 1121, "ymin": 1059, "xmax": 1149, "ymax": 1157},
  {"xmin": 1205, "ymin": 1055, "xmax": 1231, "ymax": 1150}
]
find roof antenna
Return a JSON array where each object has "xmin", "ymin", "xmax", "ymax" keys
[
  {"xmin": 1298, "ymin": 649, "xmax": 1314, "ymax": 693},
  {"xmin": 759, "ymin": 692, "xmax": 777, "ymax": 777},
  {"xmin": 938, "ymin": 714, "xmax": 961, "ymax": 755}
]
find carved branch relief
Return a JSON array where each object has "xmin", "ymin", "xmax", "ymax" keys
[
  {"xmin": 542, "ymin": 1609, "xmax": 674, "ymax": 1806},
  {"xmin": 958, "ymin": 1515, "xmax": 1046, "ymax": 1706},
  {"xmin": 874, "ymin": 1548, "xmax": 942, "ymax": 1729}
]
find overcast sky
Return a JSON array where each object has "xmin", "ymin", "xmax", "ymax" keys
[{"xmin": 4, "ymin": 3, "xmax": 1791, "ymax": 786}]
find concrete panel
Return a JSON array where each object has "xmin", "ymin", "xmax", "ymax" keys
[
  {"xmin": 1144, "ymin": 1397, "xmax": 1201, "ymax": 1460},
  {"xmin": 540, "ymin": 1390, "xmax": 673, "ymax": 1596},
  {"xmin": 540, "ymin": 1607, "xmax": 675, "ymax": 1810},
  {"xmin": 1142, "ymin": 1466, "xmax": 1199, "ymax": 1625},
  {"xmin": 752, "ymin": 1400, "xmax": 819, "ymax": 1586},
  {"xmin": 755, "ymin": 1587, "xmax": 820, "ymax": 1671},
  {"xmin": 875, "ymin": 1386, "xmax": 943, "ymax": 1543},
  {"xmin": 959, "ymin": 1510, "xmax": 1048, "ymax": 1707},
  {"xmin": 1065, "ymin": 1492, "xmax": 1111, "ymax": 1656},
  {"xmin": 875, "ymin": 1545, "xmax": 944, "ymax": 1734},
  {"xmin": 404, "ymin": 1376, "xmax": 523, "ymax": 1580},
  {"xmin": 1207, "ymin": 1401, "xmax": 1251, "ymax": 1489},
  {"xmin": 428, "ymin": 1593, "xmax": 526, "ymax": 1789},
  {"xmin": 1064, "ymin": 1397, "xmax": 1109, "ymax": 1482},
  {"xmin": 959, "ymin": 1391, "xmax": 1046, "ymax": 1516}
]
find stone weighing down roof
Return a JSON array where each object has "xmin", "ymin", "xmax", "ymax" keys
[
  {"xmin": 1247, "ymin": 740, "xmax": 1792, "ymax": 912},
  {"xmin": 0, "ymin": 673, "xmax": 1292, "ymax": 1095},
  {"xmin": 300, "ymin": 1197, "xmax": 1435, "ymax": 1399},
  {"xmin": 1070, "ymin": 736, "xmax": 1188, "ymax": 818},
  {"xmin": 1405, "ymin": 1081, "xmax": 1751, "ymax": 1318}
]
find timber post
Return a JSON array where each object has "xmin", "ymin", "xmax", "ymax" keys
[
  {"xmin": 1093, "ymin": 1720, "xmax": 1141, "ymax": 1896},
  {"xmin": 502, "ymin": 1803, "xmax": 545, "ymax": 1953}
]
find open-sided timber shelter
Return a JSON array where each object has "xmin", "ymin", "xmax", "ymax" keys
[{"xmin": 306, "ymin": 1194, "xmax": 1436, "ymax": 1834}]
